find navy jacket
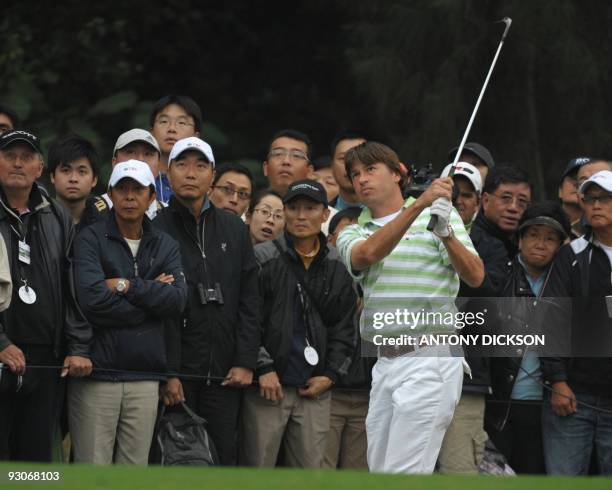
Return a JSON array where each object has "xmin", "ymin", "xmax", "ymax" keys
[{"xmin": 73, "ymin": 211, "xmax": 187, "ymax": 381}]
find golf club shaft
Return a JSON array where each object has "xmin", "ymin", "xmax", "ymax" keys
[{"xmin": 427, "ymin": 17, "xmax": 512, "ymax": 231}]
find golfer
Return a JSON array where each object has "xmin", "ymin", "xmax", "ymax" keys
[{"xmin": 337, "ymin": 142, "xmax": 484, "ymax": 474}]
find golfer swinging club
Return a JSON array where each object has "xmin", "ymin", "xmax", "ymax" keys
[{"xmin": 337, "ymin": 141, "xmax": 484, "ymax": 473}]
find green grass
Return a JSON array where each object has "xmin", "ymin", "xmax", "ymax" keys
[{"xmin": 0, "ymin": 463, "xmax": 609, "ymax": 489}]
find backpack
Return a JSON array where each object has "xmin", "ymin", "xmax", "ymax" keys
[
  {"xmin": 150, "ymin": 402, "xmax": 219, "ymax": 466},
  {"xmin": 478, "ymin": 439, "xmax": 516, "ymax": 476}
]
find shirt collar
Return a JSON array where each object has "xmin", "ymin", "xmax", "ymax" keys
[
  {"xmin": 518, "ymin": 254, "xmax": 546, "ymax": 294},
  {"xmin": 200, "ymin": 196, "xmax": 211, "ymax": 216},
  {"xmin": 358, "ymin": 197, "xmax": 415, "ymax": 227},
  {"xmin": 335, "ymin": 194, "xmax": 364, "ymax": 212}
]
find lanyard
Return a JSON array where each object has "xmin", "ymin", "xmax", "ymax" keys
[{"xmin": 9, "ymin": 217, "xmax": 36, "ymax": 304}]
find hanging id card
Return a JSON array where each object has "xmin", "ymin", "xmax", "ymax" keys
[{"xmin": 18, "ymin": 241, "xmax": 31, "ymax": 265}]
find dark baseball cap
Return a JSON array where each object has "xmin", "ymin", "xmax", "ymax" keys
[
  {"xmin": 448, "ymin": 142, "xmax": 495, "ymax": 169},
  {"xmin": 561, "ymin": 156, "xmax": 592, "ymax": 180},
  {"xmin": 0, "ymin": 129, "xmax": 42, "ymax": 154},
  {"xmin": 283, "ymin": 179, "xmax": 328, "ymax": 207}
]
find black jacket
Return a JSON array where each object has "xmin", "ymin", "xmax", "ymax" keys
[
  {"xmin": 487, "ymin": 256, "xmax": 551, "ymax": 430},
  {"xmin": 457, "ymin": 212, "xmax": 516, "ymax": 393},
  {"xmin": 254, "ymin": 232, "xmax": 356, "ymax": 384},
  {"xmin": 73, "ymin": 211, "xmax": 187, "ymax": 381},
  {"xmin": 541, "ymin": 233, "xmax": 612, "ymax": 396},
  {"xmin": 153, "ymin": 198, "xmax": 260, "ymax": 378},
  {"xmin": 0, "ymin": 185, "xmax": 90, "ymax": 358},
  {"xmin": 467, "ymin": 211, "xmax": 516, "ymax": 295}
]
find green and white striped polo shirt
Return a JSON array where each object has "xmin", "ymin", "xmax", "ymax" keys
[{"xmin": 336, "ymin": 197, "xmax": 477, "ymax": 341}]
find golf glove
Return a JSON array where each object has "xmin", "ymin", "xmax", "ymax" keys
[{"xmin": 430, "ymin": 197, "xmax": 452, "ymax": 238}]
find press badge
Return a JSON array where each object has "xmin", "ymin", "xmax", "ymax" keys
[{"xmin": 18, "ymin": 241, "xmax": 31, "ymax": 265}]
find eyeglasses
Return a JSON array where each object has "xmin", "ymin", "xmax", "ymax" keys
[
  {"xmin": 268, "ymin": 148, "xmax": 309, "ymax": 162},
  {"xmin": 490, "ymin": 193, "xmax": 531, "ymax": 210},
  {"xmin": 582, "ymin": 194, "xmax": 612, "ymax": 204},
  {"xmin": 213, "ymin": 185, "xmax": 251, "ymax": 201},
  {"xmin": 253, "ymin": 208, "xmax": 284, "ymax": 221},
  {"xmin": 154, "ymin": 116, "xmax": 195, "ymax": 129}
]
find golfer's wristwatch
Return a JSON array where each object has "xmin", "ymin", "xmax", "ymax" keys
[{"xmin": 434, "ymin": 224, "xmax": 455, "ymax": 240}]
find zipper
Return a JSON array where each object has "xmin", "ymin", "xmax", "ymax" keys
[
  {"xmin": 107, "ymin": 231, "xmax": 150, "ymax": 279},
  {"xmin": 194, "ymin": 214, "xmax": 214, "ymax": 384},
  {"xmin": 197, "ymin": 217, "xmax": 206, "ymax": 259},
  {"xmin": 200, "ymin": 217, "xmax": 214, "ymax": 383}
]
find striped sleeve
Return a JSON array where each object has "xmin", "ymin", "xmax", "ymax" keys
[{"xmin": 336, "ymin": 223, "xmax": 368, "ymax": 282}]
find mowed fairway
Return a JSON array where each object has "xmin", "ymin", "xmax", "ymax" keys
[{"xmin": 0, "ymin": 464, "xmax": 610, "ymax": 490}]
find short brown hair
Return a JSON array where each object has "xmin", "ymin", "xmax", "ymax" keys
[{"xmin": 344, "ymin": 141, "xmax": 408, "ymax": 190}]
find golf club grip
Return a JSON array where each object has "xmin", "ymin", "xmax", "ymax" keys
[
  {"xmin": 427, "ymin": 215, "xmax": 437, "ymax": 231},
  {"xmin": 427, "ymin": 163, "xmax": 456, "ymax": 232}
]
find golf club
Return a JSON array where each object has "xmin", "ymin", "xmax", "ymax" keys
[{"xmin": 427, "ymin": 17, "xmax": 512, "ymax": 232}]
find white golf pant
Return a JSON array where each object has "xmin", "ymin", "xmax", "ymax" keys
[{"xmin": 366, "ymin": 346, "xmax": 463, "ymax": 474}]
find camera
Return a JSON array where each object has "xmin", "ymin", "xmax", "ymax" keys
[
  {"xmin": 403, "ymin": 163, "xmax": 459, "ymax": 202},
  {"xmin": 197, "ymin": 282, "xmax": 224, "ymax": 305},
  {"xmin": 403, "ymin": 164, "xmax": 439, "ymax": 199}
]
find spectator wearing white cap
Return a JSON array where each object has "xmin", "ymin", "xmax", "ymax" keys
[
  {"xmin": 113, "ymin": 128, "xmax": 161, "ymax": 177},
  {"xmin": 101, "ymin": 129, "xmax": 166, "ymax": 219},
  {"xmin": 448, "ymin": 142, "xmax": 495, "ymax": 185},
  {"xmin": 154, "ymin": 137, "xmax": 260, "ymax": 466},
  {"xmin": 559, "ymin": 157, "xmax": 591, "ymax": 239},
  {"xmin": 440, "ymin": 161, "xmax": 482, "ymax": 231},
  {"xmin": 69, "ymin": 160, "xmax": 187, "ymax": 465},
  {"xmin": 542, "ymin": 169, "xmax": 612, "ymax": 476}
]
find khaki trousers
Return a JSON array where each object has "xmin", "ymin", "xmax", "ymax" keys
[
  {"xmin": 241, "ymin": 386, "xmax": 330, "ymax": 468},
  {"xmin": 322, "ymin": 389, "xmax": 369, "ymax": 469},
  {"xmin": 437, "ymin": 391, "xmax": 488, "ymax": 474},
  {"xmin": 68, "ymin": 379, "xmax": 159, "ymax": 465}
]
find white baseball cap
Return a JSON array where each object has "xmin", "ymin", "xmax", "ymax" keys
[
  {"xmin": 168, "ymin": 137, "xmax": 215, "ymax": 167},
  {"xmin": 113, "ymin": 128, "xmax": 160, "ymax": 154},
  {"xmin": 580, "ymin": 170, "xmax": 612, "ymax": 194},
  {"xmin": 108, "ymin": 160, "xmax": 155, "ymax": 190},
  {"xmin": 441, "ymin": 161, "xmax": 482, "ymax": 194}
]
